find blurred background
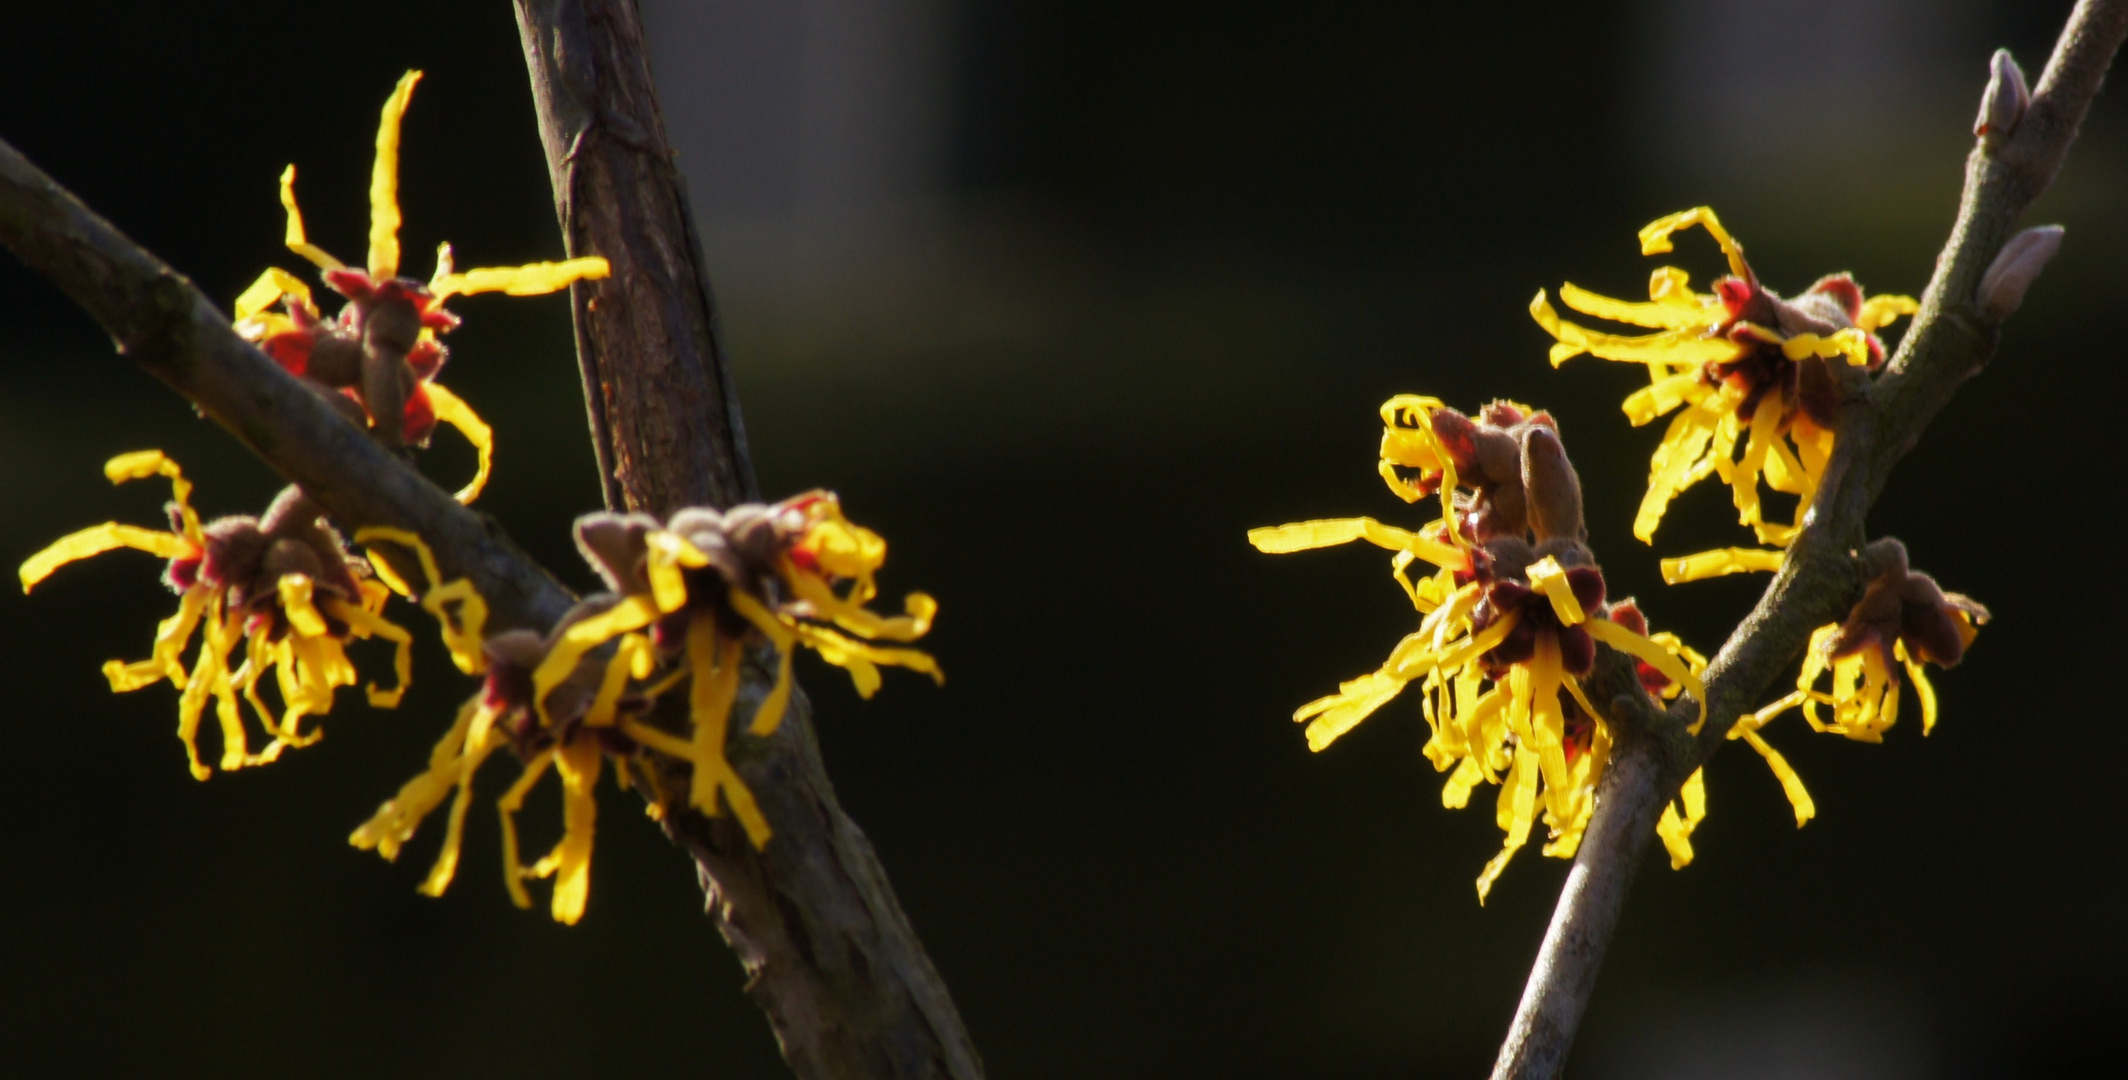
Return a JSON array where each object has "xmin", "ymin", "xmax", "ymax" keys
[{"xmin": 1, "ymin": 1, "xmax": 2120, "ymax": 1076}]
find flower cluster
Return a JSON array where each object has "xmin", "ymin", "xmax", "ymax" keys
[
  {"xmin": 350, "ymin": 492, "xmax": 940, "ymax": 922},
  {"xmin": 1530, "ymin": 207, "xmax": 1916, "ymax": 546},
  {"xmin": 1253, "ymin": 207, "xmax": 1991, "ymax": 901},
  {"xmin": 1743, "ymin": 540, "xmax": 1989, "ymax": 745},
  {"xmin": 19, "ymin": 452, "xmax": 410, "ymax": 778},
  {"xmin": 1252, "ymin": 397, "xmax": 1711, "ymax": 899},
  {"xmin": 15, "ymin": 72, "xmax": 944, "ymax": 928},
  {"xmin": 231, "ymin": 70, "xmax": 610, "ymax": 502}
]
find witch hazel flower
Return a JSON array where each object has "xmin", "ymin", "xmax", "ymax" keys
[
  {"xmin": 231, "ymin": 71, "xmax": 610, "ymax": 502},
  {"xmin": 1747, "ymin": 539, "xmax": 1989, "ymax": 744},
  {"xmin": 1530, "ymin": 207, "xmax": 1918, "ymax": 547},
  {"xmin": 19, "ymin": 452, "xmax": 410, "ymax": 779},
  {"xmin": 350, "ymin": 493, "xmax": 940, "ymax": 922},
  {"xmin": 1251, "ymin": 396, "xmax": 1709, "ymax": 900}
]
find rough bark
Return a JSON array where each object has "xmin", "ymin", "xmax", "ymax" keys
[{"xmin": 512, "ymin": 3, "xmax": 984, "ymax": 1078}]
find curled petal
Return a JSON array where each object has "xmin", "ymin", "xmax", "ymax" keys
[
  {"xmin": 1587, "ymin": 618, "xmax": 1706, "ymax": 731},
  {"xmin": 1638, "ymin": 206, "xmax": 1749, "ymax": 280},
  {"xmin": 278, "ymin": 165, "xmax": 346, "ymax": 272},
  {"xmin": 423, "ymin": 382, "xmax": 494, "ymax": 503},
  {"xmin": 20, "ymin": 523, "xmax": 193, "ymax": 591}
]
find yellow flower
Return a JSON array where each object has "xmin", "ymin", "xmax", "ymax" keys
[
  {"xmin": 19, "ymin": 452, "xmax": 409, "ymax": 779},
  {"xmin": 230, "ymin": 70, "xmax": 611, "ymax": 503},
  {"xmin": 1530, "ymin": 207, "xmax": 1918, "ymax": 546},
  {"xmin": 349, "ymin": 621, "xmax": 616, "ymax": 926},
  {"xmin": 1251, "ymin": 397, "xmax": 1706, "ymax": 900},
  {"xmin": 350, "ymin": 493, "xmax": 940, "ymax": 923},
  {"xmin": 1746, "ymin": 546, "xmax": 1989, "ymax": 743}
]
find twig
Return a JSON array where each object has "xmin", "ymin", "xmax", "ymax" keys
[
  {"xmin": 512, "ymin": 3, "xmax": 983, "ymax": 1078},
  {"xmin": 0, "ymin": 138, "xmax": 575, "ymax": 635},
  {"xmin": 1490, "ymin": 3, "xmax": 2128, "ymax": 1076}
]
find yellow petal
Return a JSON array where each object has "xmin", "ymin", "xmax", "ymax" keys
[
  {"xmin": 1557, "ymin": 281, "xmax": 1719, "ymax": 329},
  {"xmin": 233, "ymin": 267, "xmax": 314, "ymax": 321},
  {"xmin": 423, "ymin": 382, "xmax": 494, "ymax": 503},
  {"xmin": 497, "ymin": 751, "xmax": 555, "ymax": 910},
  {"xmin": 1904, "ymin": 654, "xmax": 1939, "ymax": 736},
  {"xmin": 644, "ymin": 529, "xmax": 710, "ymax": 613},
  {"xmin": 1532, "ymin": 289, "xmax": 1746, "ymax": 367},
  {"xmin": 1247, "ymin": 517, "xmax": 1461, "ymax": 567},
  {"xmin": 530, "ymin": 594, "xmax": 661, "ymax": 728},
  {"xmin": 1857, "ymin": 294, "xmax": 1919, "ymax": 334},
  {"xmin": 351, "ymin": 696, "xmax": 481, "ymax": 860},
  {"xmin": 1738, "ymin": 727, "xmax": 1815, "ymax": 826},
  {"xmin": 278, "ymin": 165, "xmax": 345, "ymax": 272},
  {"xmin": 368, "ymin": 70, "xmax": 422, "ymax": 280},
  {"xmin": 1587, "ymin": 618, "xmax": 1707, "ymax": 731},
  {"xmin": 1638, "ymin": 207, "xmax": 1749, "ymax": 280},
  {"xmin": 1660, "ymin": 546, "xmax": 1784, "ymax": 584},
  {"xmin": 103, "ymin": 585, "xmax": 211, "ymax": 692},
  {"xmin": 1780, "ymin": 328, "xmax": 1871, "ymax": 368},
  {"xmin": 431, "ymin": 257, "xmax": 611, "ymax": 299},
  {"xmin": 325, "ymin": 596, "xmax": 414, "ymax": 708},
  {"xmin": 277, "ymin": 574, "xmax": 329, "ymax": 638},
  {"xmin": 546, "ymin": 737, "xmax": 603, "ymax": 924},
  {"xmin": 1524, "ymin": 556, "xmax": 1585, "ymax": 626},
  {"xmin": 1476, "ymin": 745, "xmax": 1539, "ymax": 903},
  {"xmin": 1621, "ymin": 370, "xmax": 1706, "ymax": 427},
  {"xmin": 20, "ymin": 523, "xmax": 192, "ymax": 591},
  {"xmin": 419, "ymin": 721, "xmax": 504, "ymax": 897}
]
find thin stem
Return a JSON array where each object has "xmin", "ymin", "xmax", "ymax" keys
[{"xmin": 1491, "ymin": 3, "xmax": 2128, "ymax": 1076}]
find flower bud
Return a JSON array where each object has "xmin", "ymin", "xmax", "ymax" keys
[
  {"xmin": 1521, "ymin": 426, "xmax": 1584, "ymax": 542},
  {"xmin": 1974, "ymin": 49, "xmax": 2030, "ymax": 139},
  {"xmin": 1977, "ymin": 225, "xmax": 2064, "ymax": 321}
]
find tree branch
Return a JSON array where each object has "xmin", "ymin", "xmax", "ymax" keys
[
  {"xmin": 512, "ymin": 3, "xmax": 983, "ymax": 1078},
  {"xmin": 0, "ymin": 138, "xmax": 574, "ymax": 635},
  {"xmin": 1491, "ymin": 3, "xmax": 2128, "ymax": 1076}
]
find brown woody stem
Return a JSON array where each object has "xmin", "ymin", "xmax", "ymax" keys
[
  {"xmin": 512, "ymin": 3, "xmax": 983, "ymax": 1078},
  {"xmin": 1490, "ymin": 3, "xmax": 2128, "ymax": 1076}
]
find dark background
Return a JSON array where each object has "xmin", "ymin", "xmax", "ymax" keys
[{"xmin": 1, "ymin": 2, "xmax": 2120, "ymax": 1077}]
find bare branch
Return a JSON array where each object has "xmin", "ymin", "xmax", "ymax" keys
[
  {"xmin": 1492, "ymin": 3, "xmax": 2128, "ymax": 1075},
  {"xmin": 512, "ymin": 3, "xmax": 983, "ymax": 1078},
  {"xmin": 0, "ymin": 137, "xmax": 574, "ymax": 635}
]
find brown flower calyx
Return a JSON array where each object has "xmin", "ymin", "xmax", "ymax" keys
[
  {"xmin": 1712, "ymin": 270, "xmax": 1888, "ymax": 429},
  {"xmin": 575, "ymin": 499, "xmax": 805, "ymax": 643},
  {"xmin": 1468, "ymin": 536, "xmax": 1606, "ymax": 677},
  {"xmin": 1831, "ymin": 538, "xmax": 1991, "ymax": 672},
  {"xmin": 172, "ymin": 486, "xmax": 369, "ymax": 635},
  {"xmin": 1424, "ymin": 401, "xmax": 1586, "ymax": 544},
  {"xmin": 481, "ymin": 609, "xmax": 646, "ymax": 761},
  {"xmin": 249, "ymin": 272, "xmax": 462, "ymax": 449}
]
